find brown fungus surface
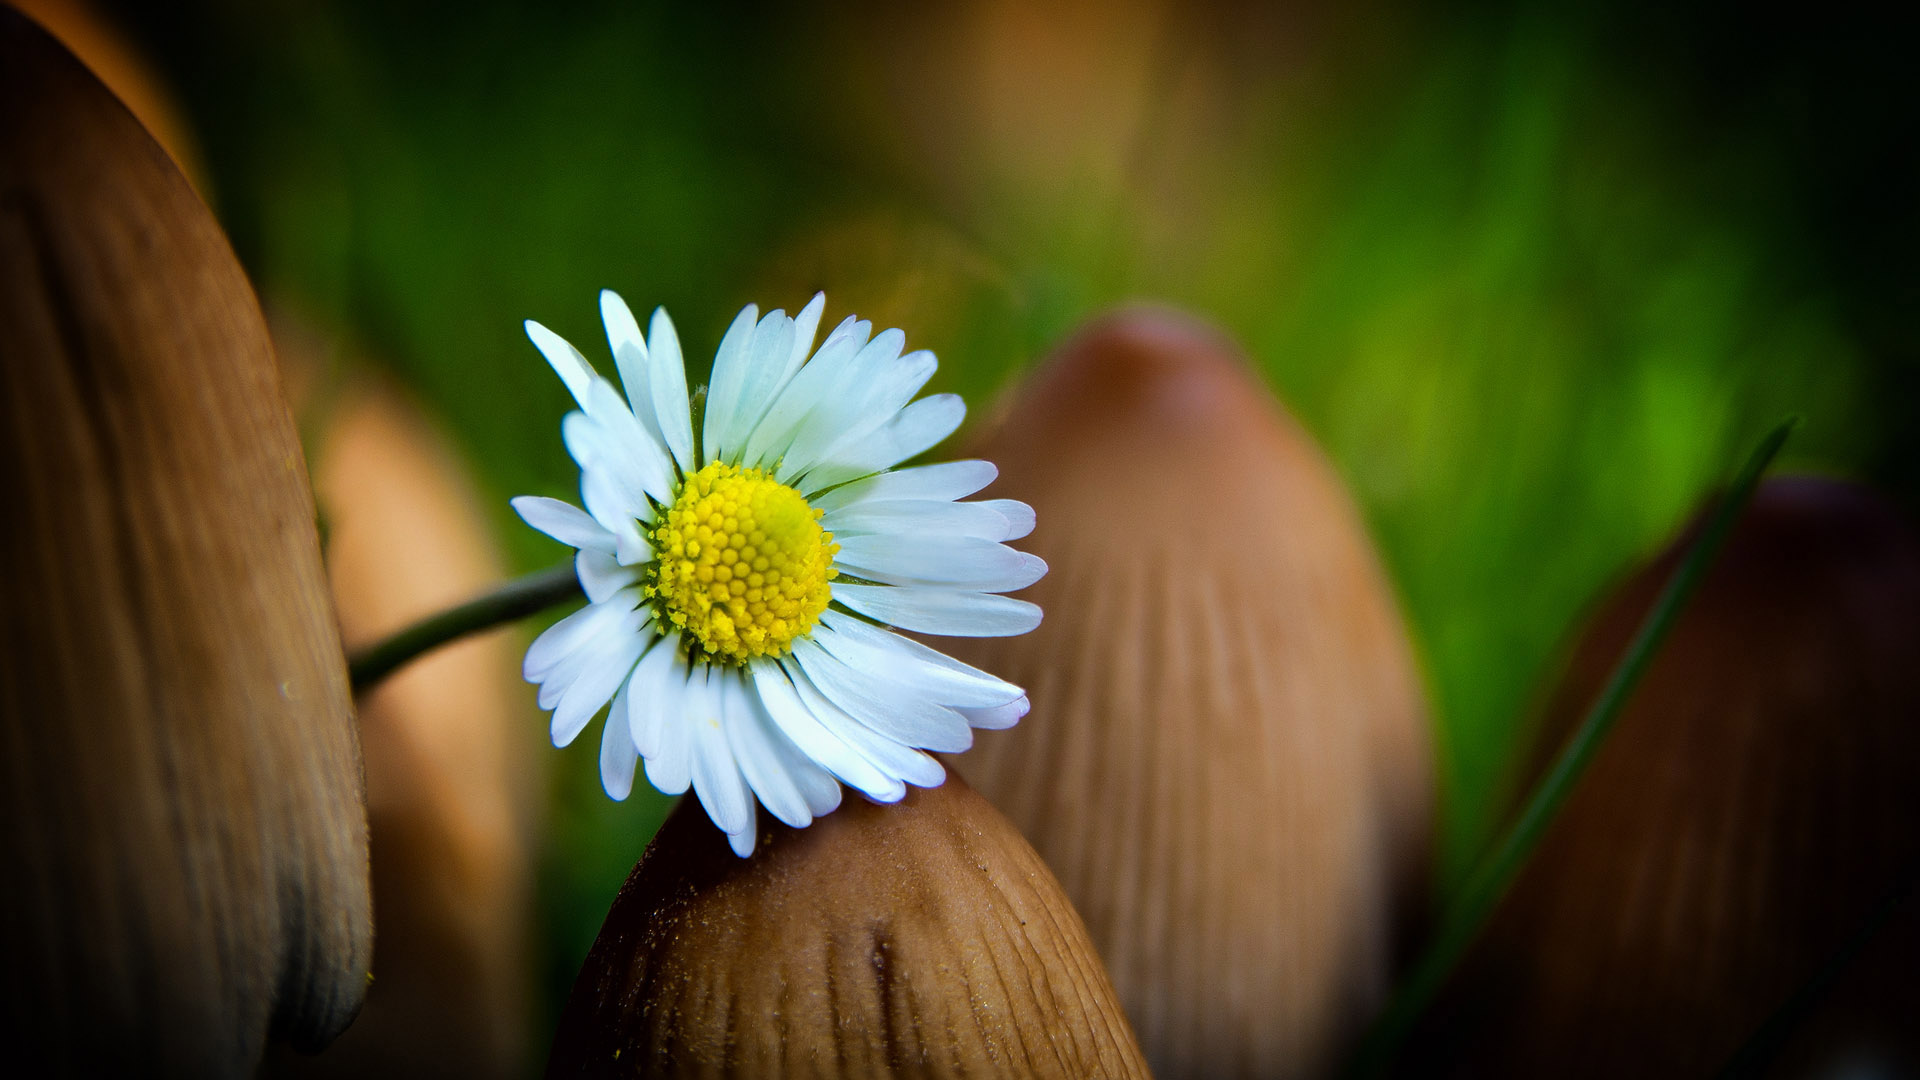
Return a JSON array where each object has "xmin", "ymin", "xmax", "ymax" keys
[
  {"xmin": 946, "ymin": 309, "xmax": 1434, "ymax": 1078},
  {"xmin": 0, "ymin": 9, "xmax": 370, "ymax": 1075},
  {"xmin": 549, "ymin": 772, "xmax": 1150, "ymax": 1079}
]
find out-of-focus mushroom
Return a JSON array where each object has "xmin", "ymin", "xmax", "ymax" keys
[
  {"xmin": 549, "ymin": 771, "xmax": 1152, "ymax": 1079},
  {"xmin": 1403, "ymin": 476, "xmax": 1920, "ymax": 1077},
  {"xmin": 263, "ymin": 361, "xmax": 538, "ymax": 1079},
  {"xmin": 946, "ymin": 309, "xmax": 1434, "ymax": 1078},
  {"xmin": 0, "ymin": 9, "xmax": 370, "ymax": 1076}
]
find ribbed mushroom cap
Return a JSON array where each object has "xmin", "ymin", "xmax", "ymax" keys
[
  {"xmin": 945, "ymin": 309, "xmax": 1434, "ymax": 1078},
  {"xmin": 548, "ymin": 771, "xmax": 1152, "ymax": 1079},
  {"xmin": 0, "ymin": 10, "xmax": 370, "ymax": 1076},
  {"xmin": 1402, "ymin": 476, "xmax": 1920, "ymax": 1077}
]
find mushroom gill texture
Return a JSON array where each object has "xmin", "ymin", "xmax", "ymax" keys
[
  {"xmin": 0, "ymin": 9, "xmax": 371, "ymax": 1076},
  {"xmin": 945, "ymin": 309, "xmax": 1434, "ymax": 1078},
  {"xmin": 1400, "ymin": 476, "xmax": 1920, "ymax": 1077},
  {"xmin": 547, "ymin": 771, "xmax": 1152, "ymax": 1079}
]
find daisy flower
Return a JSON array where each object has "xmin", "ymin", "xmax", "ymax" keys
[{"xmin": 512, "ymin": 292, "xmax": 1045, "ymax": 855}]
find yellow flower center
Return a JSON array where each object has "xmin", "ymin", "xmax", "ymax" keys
[{"xmin": 645, "ymin": 461, "xmax": 838, "ymax": 664}]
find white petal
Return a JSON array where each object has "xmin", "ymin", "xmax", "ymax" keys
[
  {"xmin": 795, "ymin": 349, "xmax": 937, "ymax": 474},
  {"xmin": 796, "ymin": 393, "xmax": 966, "ymax": 492},
  {"xmin": 719, "ymin": 310, "xmax": 801, "ymax": 461},
  {"xmin": 686, "ymin": 667, "xmax": 753, "ymax": 836},
  {"xmin": 533, "ymin": 601, "xmax": 643, "ymax": 703},
  {"xmin": 600, "ymin": 290, "xmax": 669, "ymax": 448},
  {"xmin": 647, "ymin": 308, "xmax": 695, "ymax": 473},
  {"xmin": 576, "ymin": 549, "xmax": 639, "ymax": 604},
  {"xmin": 834, "ymin": 533, "xmax": 1048, "ymax": 592},
  {"xmin": 600, "ymin": 676, "xmax": 639, "ymax": 800},
  {"xmin": 641, "ymin": 652, "xmax": 693, "ymax": 797},
  {"xmin": 524, "ymin": 588, "xmax": 642, "ymax": 683},
  {"xmin": 511, "ymin": 495, "xmax": 616, "ymax": 554},
  {"xmin": 749, "ymin": 661, "xmax": 903, "ymax": 802},
  {"xmin": 579, "ymin": 465, "xmax": 650, "ymax": 564},
  {"xmin": 549, "ymin": 621, "xmax": 646, "ymax": 747},
  {"xmin": 814, "ymin": 612, "xmax": 1024, "ymax": 707},
  {"xmin": 787, "ymin": 293, "xmax": 826, "ymax": 373},
  {"xmin": 822, "ymin": 498, "xmax": 1011, "ymax": 540},
  {"xmin": 720, "ymin": 673, "xmax": 817, "ymax": 829},
  {"xmin": 563, "ymin": 415, "xmax": 657, "ymax": 522},
  {"xmin": 574, "ymin": 377, "xmax": 675, "ymax": 503},
  {"xmin": 790, "ymin": 639, "xmax": 973, "ymax": 753},
  {"xmin": 701, "ymin": 304, "xmax": 759, "ymax": 464},
  {"xmin": 782, "ymin": 660, "xmax": 943, "ymax": 793},
  {"xmin": 810, "ymin": 460, "xmax": 998, "ymax": 512},
  {"xmin": 740, "ymin": 315, "xmax": 872, "ymax": 468},
  {"xmin": 778, "ymin": 328, "xmax": 905, "ymax": 478},
  {"xmin": 958, "ymin": 696, "xmax": 1028, "ymax": 730},
  {"xmin": 727, "ymin": 811, "xmax": 759, "ymax": 857},
  {"xmin": 625, "ymin": 639, "xmax": 686, "ymax": 759},
  {"xmin": 792, "ymin": 759, "xmax": 843, "ymax": 817},
  {"xmin": 525, "ymin": 320, "xmax": 594, "ymax": 407},
  {"xmin": 831, "ymin": 583, "xmax": 1043, "ymax": 638},
  {"xmin": 976, "ymin": 499, "xmax": 1036, "ymax": 540}
]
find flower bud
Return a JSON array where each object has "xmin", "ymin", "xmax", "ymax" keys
[
  {"xmin": 548, "ymin": 771, "xmax": 1151, "ymax": 1078},
  {"xmin": 947, "ymin": 309, "xmax": 1434, "ymax": 1077},
  {"xmin": 1405, "ymin": 477, "xmax": 1920, "ymax": 1076},
  {"xmin": 0, "ymin": 10, "xmax": 370, "ymax": 1075}
]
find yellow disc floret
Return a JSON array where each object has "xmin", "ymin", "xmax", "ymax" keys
[{"xmin": 646, "ymin": 461, "xmax": 838, "ymax": 664}]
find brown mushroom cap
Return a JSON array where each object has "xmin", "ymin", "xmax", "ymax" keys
[
  {"xmin": 945, "ymin": 308, "xmax": 1434, "ymax": 1078},
  {"xmin": 548, "ymin": 771, "xmax": 1151, "ymax": 1079},
  {"xmin": 0, "ymin": 9, "xmax": 370, "ymax": 1074}
]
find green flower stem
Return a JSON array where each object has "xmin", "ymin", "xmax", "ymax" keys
[
  {"xmin": 346, "ymin": 561, "xmax": 583, "ymax": 693},
  {"xmin": 1344, "ymin": 417, "xmax": 1797, "ymax": 1078}
]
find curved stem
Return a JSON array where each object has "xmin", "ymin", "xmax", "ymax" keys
[
  {"xmin": 346, "ymin": 561, "xmax": 583, "ymax": 693},
  {"xmin": 1343, "ymin": 417, "xmax": 1797, "ymax": 1078}
]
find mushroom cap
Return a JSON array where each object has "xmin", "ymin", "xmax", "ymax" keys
[
  {"xmin": 0, "ymin": 9, "xmax": 370, "ymax": 1074},
  {"xmin": 549, "ymin": 771, "xmax": 1151, "ymax": 1079},
  {"xmin": 946, "ymin": 308, "xmax": 1434, "ymax": 1078}
]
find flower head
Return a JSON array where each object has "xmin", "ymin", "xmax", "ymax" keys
[{"xmin": 512, "ymin": 292, "xmax": 1045, "ymax": 855}]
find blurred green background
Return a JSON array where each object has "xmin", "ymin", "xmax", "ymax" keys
[{"xmin": 96, "ymin": 0, "xmax": 1916, "ymax": 1049}]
